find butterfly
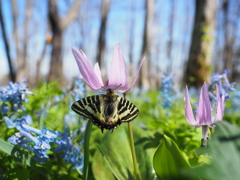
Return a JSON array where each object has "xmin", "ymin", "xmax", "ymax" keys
[{"xmin": 71, "ymin": 90, "xmax": 139, "ymax": 133}]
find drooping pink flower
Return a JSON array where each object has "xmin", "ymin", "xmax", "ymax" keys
[
  {"xmin": 72, "ymin": 43, "xmax": 145, "ymax": 93},
  {"xmin": 184, "ymin": 83, "xmax": 225, "ymax": 140}
]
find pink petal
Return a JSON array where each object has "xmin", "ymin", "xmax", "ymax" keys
[
  {"xmin": 107, "ymin": 43, "xmax": 127, "ymax": 90},
  {"xmin": 215, "ymin": 85, "xmax": 224, "ymax": 121},
  {"xmin": 120, "ymin": 56, "xmax": 145, "ymax": 93},
  {"xmin": 94, "ymin": 63, "xmax": 104, "ymax": 86},
  {"xmin": 184, "ymin": 86, "xmax": 197, "ymax": 126},
  {"xmin": 72, "ymin": 47, "xmax": 103, "ymax": 90},
  {"xmin": 196, "ymin": 83, "xmax": 212, "ymax": 126}
]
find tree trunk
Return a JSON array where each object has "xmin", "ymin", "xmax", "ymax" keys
[
  {"xmin": 48, "ymin": 0, "xmax": 63, "ymax": 82},
  {"xmin": 0, "ymin": 0, "xmax": 16, "ymax": 81},
  {"xmin": 167, "ymin": 0, "xmax": 175, "ymax": 73},
  {"xmin": 222, "ymin": 0, "xmax": 236, "ymax": 81},
  {"xmin": 17, "ymin": 0, "xmax": 32, "ymax": 81},
  {"xmin": 47, "ymin": 0, "xmax": 82, "ymax": 83},
  {"xmin": 36, "ymin": 40, "xmax": 48, "ymax": 83},
  {"xmin": 128, "ymin": 0, "xmax": 135, "ymax": 81},
  {"xmin": 184, "ymin": 0, "xmax": 217, "ymax": 87},
  {"xmin": 96, "ymin": 0, "xmax": 110, "ymax": 70},
  {"xmin": 139, "ymin": 0, "xmax": 155, "ymax": 89}
]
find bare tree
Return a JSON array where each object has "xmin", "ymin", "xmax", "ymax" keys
[
  {"xmin": 0, "ymin": 0, "xmax": 34, "ymax": 82},
  {"xmin": 128, "ymin": 0, "xmax": 135, "ymax": 80},
  {"xmin": 36, "ymin": 34, "xmax": 50, "ymax": 83},
  {"xmin": 96, "ymin": 0, "xmax": 110, "ymax": 70},
  {"xmin": 0, "ymin": 0, "xmax": 16, "ymax": 81},
  {"xmin": 222, "ymin": 0, "xmax": 239, "ymax": 81},
  {"xmin": 184, "ymin": 0, "xmax": 217, "ymax": 87},
  {"xmin": 17, "ymin": 0, "xmax": 32, "ymax": 81},
  {"xmin": 47, "ymin": 0, "xmax": 83, "ymax": 83},
  {"xmin": 167, "ymin": 0, "xmax": 175, "ymax": 73},
  {"xmin": 139, "ymin": 0, "xmax": 155, "ymax": 89}
]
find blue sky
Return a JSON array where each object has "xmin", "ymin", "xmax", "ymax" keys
[{"xmin": 0, "ymin": 0, "xmax": 197, "ymax": 85}]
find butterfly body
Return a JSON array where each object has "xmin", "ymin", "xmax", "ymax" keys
[{"xmin": 71, "ymin": 92, "xmax": 138, "ymax": 132}]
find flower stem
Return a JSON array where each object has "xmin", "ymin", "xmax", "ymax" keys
[
  {"xmin": 83, "ymin": 120, "xmax": 92, "ymax": 180},
  {"xmin": 201, "ymin": 126, "xmax": 208, "ymax": 147},
  {"xmin": 128, "ymin": 122, "xmax": 141, "ymax": 180},
  {"xmin": 124, "ymin": 93, "xmax": 141, "ymax": 180}
]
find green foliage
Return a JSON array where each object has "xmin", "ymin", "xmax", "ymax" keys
[
  {"xmin": 91, "ymin": 124, "xmax": 156, "ymax": 180},
  {"xmin": 0, "ymin": 80, "xmax": 83, "ymax": 179},
  {"xmin": 1, "ymin": 80, "xmax": 240, "ymax": 180},
  {"xmin": 186, "ymin": 121, "xmax": 240, "ymax": 180},
  {"xmin": 24, "ymin": 80, "xmax": 65, "ymax": 130},
  {"xmin": 0, "ymin": 139, "xmax": 32, "ymax": 166},
  {"xmin": 153, "ymin": 135, "xmax": 190, "ymax": 179}
]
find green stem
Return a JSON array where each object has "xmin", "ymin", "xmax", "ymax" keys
[
  {"xmin": 97, "ymin": 146, "xmax": 120, "ymax": 180},
  {"xmin": 123, "ymin": 93, "xmax": 141, "ymax": 180},
  {"xmin": 83, "ymin": 120, "xmax": 92, "ymax": 180},
  {"xmin": 128, "ymin": 122, "xmax": 141, "ymax": 180}
]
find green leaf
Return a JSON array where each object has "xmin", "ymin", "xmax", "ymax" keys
[
  {"xmin": 186, "ymin": 121, "xmax": 240, "ymax": 180},
  {"xmin": 97, "ymin": 145, "xmax": 120, "ymax": 180},
  {"xmin": 91, "ymin": 124, "xmax": 155, "ymax": 180},
  {"xmin": 153, "ymin": 135, "xmax": 190, "ymax": 179},
  {"xmin": 83, "ymin": 120, "xmax": 92, "ymax": 180},
  {"xmin": 0, "ymin": 139, "xmax": 32, "ymax": 166},
  {"xmin": 0, "ymin": 139, "xmax": 51, "ymax": 177}
]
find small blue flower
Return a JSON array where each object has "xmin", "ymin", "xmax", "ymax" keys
[
  {"xmin": 4, "ymin": 115, "xmax": 33, "ymax": 129},
  {"xmin": 41, "ymin": 127, "xmax": 58, "ymax": 142},
  {"xmin": 159, "ymin": 73, "xmax": 176, "ymax": 115},
  {"xmin": 54, "ymin": 78, "xmax": 85, "ymax": 106},
  {"xmin": 0, "ymin": 78, "xmax": 33, "ymax": 114},
  {"xmin": 55, "ymin": 128, "xmax": 83, "ymax": 170},
  {"xmin": 209, "ymin": 69, "xmax": 236, "ymax": 101},
  {"xmin": 1, "ymin": 103, "xmax": 9, "ymax": 115},
  {"xmin": 7, "ymin": 116, "xmax": 58, "ymax": 164},
  {"xmin": 8, "ymin": 132, "xmax": 24, "ymax": 145}
]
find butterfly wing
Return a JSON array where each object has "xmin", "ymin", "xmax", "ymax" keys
[
  {"xmin": 117, "ymin": 97, "xmax": 139, "ymax": 122},
  {"xmin": 71, "ymin": 95, "xmax": 102, "ymax": 121},
  {"xmin": 71, "ymin": 95, "xmax": 139, "ymax": 131}
]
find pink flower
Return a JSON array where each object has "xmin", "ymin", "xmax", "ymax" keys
[
  {"xmin": 184, "ymin": 83, "xmax": 225, "ymax": 140},
  {"xmin": 72, "ymin": 43, "xmax": 145, "ymax": 93}
]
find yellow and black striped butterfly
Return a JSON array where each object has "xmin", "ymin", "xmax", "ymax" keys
[{"xmin": 71, "ymin": 91, "xmax": 139, "ymax": 133}]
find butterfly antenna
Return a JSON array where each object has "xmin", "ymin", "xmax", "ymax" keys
[
  {"xmin": 112, "ymin": 84, "xmax": 122, "ymax": 91},
  {"xmin": 101, "ymin": 86, "xmax": 107, "ymax": 91},
  {"xmin": 111, "ymin": 129, "xmax": 114, "ymax": 133},
  {"xmin": 101, "ymin": 127, "xmax": 104, "ymax": 133}
]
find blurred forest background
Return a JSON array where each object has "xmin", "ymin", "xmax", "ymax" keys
[{"xmin": 0, "ymin": 0, "xmax": 240, "ymax": 89}]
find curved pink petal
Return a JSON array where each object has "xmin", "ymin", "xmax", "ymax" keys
[
  {"xmin": 119, "ymin": 56, "xmax": 146, "ymax": 93},
  {"xmin": 94, "ymin": 63, "xmax": 104, "ymax": 85},
  {"xmin": 72, "ymin": 47, "xmax": 103, "ymax": 90},
  {"xmin": 107, "ymin": 43, "xmax": 127, "ymax": 90},
  {"xmin": 196, "ymin": 83, "xmax": 212, "ymax": 126},
  {"xmin": 184, "ymin": 86, "xmax": 197, "ymax": 126},
  {"xmin": 215, "ymin": 85, "xmax": 224, "ymax": 122}
]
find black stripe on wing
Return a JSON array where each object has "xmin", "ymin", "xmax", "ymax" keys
[
  {"xmin": 71, "ymin": 95, "xmax": 101, "ymax": 118},
  {"xmin": 117, "ymin": 97, "xmax": 139, "ymax": 122}
]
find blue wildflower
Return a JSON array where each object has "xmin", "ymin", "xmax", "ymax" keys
[
  {"xmin": 71, "ymin": 78, "xmax": 85, "ymax": 100},
  {"xmin": 209, "ymin": 69, "xmax": 235, "ymax": 101},
  {"xmin": 1, "ymin": 103, "xmax": 9, "ymax": 115},
  {"xmin": 0, "ymin": 78, "xmax": 33, "ymax": 115},
  {"xmin": 54, "ymin": 78, "xmax": 85, "ymax": 106},
  {"xmin": 3, "ymin": 115, "xmax": 32, "ymax": 129},
  {"xmin": 67, "ymin": 78, "xmax": 86, "ymax": 108},
  {"xmin": 55, "ymin": 128, "xmax": 83, "ymax": 171},
  {"xmin": 7, "ymin": 115, "xmax": 58, "ymax": 164},
  {"xmin": 54, "ymin": 78, "xmax": 86, "ymax": 125},
  {"xmin": 159, "ymin": 73, "xmax": 176, "ymax": 115}
]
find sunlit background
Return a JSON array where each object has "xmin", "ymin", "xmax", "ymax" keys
[{"xmin": 0, "ymin": 0, "xmax": 240, "ymax": 88}]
